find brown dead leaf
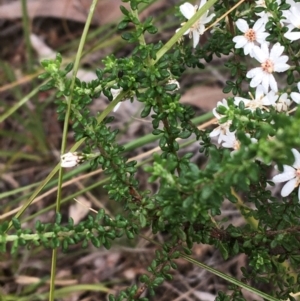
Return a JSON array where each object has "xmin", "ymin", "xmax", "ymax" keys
[
  {"xmin": 0, "ymin": 0, "xmax": 165, "ymax": 25},
  {"xmin": 0, "ymin": 0, "xmax": 125, "ymax": 25},
  {"xmin": 69, "ymin": 196, "xmax": 91, "ymax": 224}
]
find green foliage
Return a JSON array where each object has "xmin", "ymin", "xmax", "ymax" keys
[{"xmin": 4, "ymin": 0, "xmax": 300, "ymax": 299}]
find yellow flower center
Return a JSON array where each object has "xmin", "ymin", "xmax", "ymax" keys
[
  {"xmin": 261, "ymin": 59, "xmax": 274, "ymax": 73},
  {"xmin": 244, "ymin": 29, "xmax": 256, "ymax": 42}
]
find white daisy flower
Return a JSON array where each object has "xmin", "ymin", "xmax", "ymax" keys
[
  {"xmin": 177, "ymin": 0, "xmax": 215, "ymax": 48},
  {"xmin": 233, "ymin": 18, "xmax": 269, "ymax": 57},
  {"xmin": 272, "ymin": 148, "xmax": 300, "ymax": 200},
  {"xmin": 209, "ymin": 121, "xmax": 232, "ymax": 144},
  {"xmin": 209, "ymin": 99, "xmax": 232, "ymax": 143},
  {"xmin": 274, "ymin": 92, "xmax": 291, "ymax": 112},
  {"xmin": 246, "ymin": 43, "xmax": 290, "ymax": 93},
  {"xmin": 234, "ymin": 85, "xmax": 277, "ymax": 111}
]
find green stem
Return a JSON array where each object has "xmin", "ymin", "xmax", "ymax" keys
[
  {"xmin": 0, "ymin": 232, "xmax": 57, "ymax": 242},
  {"xmin": 131, "ymin": 9, "xmax": 147, "ymax": 46},
  {"xmin": 21, "ymin": 0, "xmax": 33, "ymax": 72},
  {"xmin": 49, "ymin": 1, "xmax": 100, "ymax": 301}
]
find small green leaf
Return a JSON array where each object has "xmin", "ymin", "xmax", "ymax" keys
[
  {"xmin": 139, "ymin": 214, "xmax": 147, "ymax": 227},
  {"xmin": 141, "ymin": 104, "xmax": 152, "ymax": 118},
  {"xmin": 118, "ymin": 20, "xmax": 129, "ymax": 30},
  {"xmin": 125, "ymin": 230, "xmax": 135, "ymax": 239},
  {"xmin": 63, "ymin": 239, "xmax": 69, "ymax": 251},
  {"xmin": 12, "ymin": 218, "xmax": 21, "ymax": 230},
  {"xmin": 218, "ymin": 242, "xmax": 229, "ymax": 260},
  {"xmin": 140, "ymin": 274, "xmax": 149, "ymax": 283},
  {"xmin": 55, "ymin": 213, "xmax": 62, "ymax": 225},
  {"xmin": 91, "ymin": 237, "xmax": 101, "ymax": 248},
  {"xmin": 121, "ymin": 32, "xmax": 134, "ymax": 41},
  {"xmin": 147, "ymin": 25, "xmax": 158, "ymax": 34},
  {"xmin": 82, "ymin": 239, "xmax": 88, "ymax": 249},
  {"xmin": 153, "ymin": 277, "xmax": 164, "ymax": 286},
  {"xmin": 64, "ymin": 62, "xmax": 74, "ymax": 73},
  {"xmin": 120, "ymin": 5, "xmax": 130, "ymax": 16},
  {"xmin": 233, "ymin": 240, "xmax": 239, "ymax": 255}
]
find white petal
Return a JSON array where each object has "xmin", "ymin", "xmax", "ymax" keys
[
  {"xmin": 180, "ymin": 3, "xmax": 195, "ymax": 19},
  {"xmin": 197, "ymin": 23, "xmax": 206, "ymax": 35},
  {"xmin": 261, "ymin": 95, "xmax": 272, "ymax": 105},
  {"xmin": 61, "ymin": 161, "xmax": 76, "ymax": 168},
  {"xmin": 176, "ymin": 26, "xmax": 190, "ymax": 35},
  {"xmin": 221, "ymin": 98, "xmax": 229, "ymax": 108},
  {"xmin": 268, "ymin": 75, "xmax": 278, "ymax": 92},
  {"xmin": 60, "ymin": 152, "xmax": 84, "ymax": 168},
  {"xmin": 276, "ymin": 54, "xmax": 289, "ymax": 64},
  {"xmin": 256, "ymin": 32, "xmax": 269, "ymax": 44},
  {"xmin": 289, "ymin": 6, "xmax": 300, "ymax": 27},
  {"xmin": 253, "ymin": 17, "xmax": 265, "ymax": 30},
  {"xmin": 257, "ymin": 14, "xmax": 269, "ymax": 25},
  {"xmin": 292, "ymin": 148, "xmax": 300, "ymax": 168},
  {"xmin": 247, "ymin": 67, "xmax": 262, "ymax": 78},
  {"xmin": 283, "ymin": 164, "xmax": 296, "ymax": 173},
  {"xmin": 236, "ymin": 19, "xmax": 249, "ymax": 33},
  {"xmin": 281, "ymin": 178, "xmax": 297, "ymax": 197},
  {"xmin": 192, "ymin": 30, "xmax": 200, "ymax": 48},
  {"xmin": 209, "ymin": 127, "xmax": 220, "ymax": 136},
  {"xmin": 273, "ymin": 63, "xmax": 290, "ymax": 72},
  {"xmin": 244, "ymin": 42, "xmax": 255, "ymax": 55},
  {"xmin": 199, "ymin": 0, "xmax": 207, "ymax": 8},
  {"xmin": 260, "ymin": 74, "xmax": 270, "ymax": 93},
  {"xmin": 212, "ymin": 108, "xmax": 221, "ymax": 119},
  {"xmin": 272, "ymin": 169, "xmax": 295, "ymax": 183},
  {"xmin": 284, "ymin": 31, "xmax": 300, "ymax": 41},
  {"xmin": 233, "ymin": 36, "xmax": 248, "ymax": 48},
  {"xmin": 234, "ymin": 97, "xmax": 249, "ymax": 106},
  {"xmin": 202, "ymin": 13, "xmax": 215, "ymax": 24},
  {"xmin": 261, "ymin": 42, "xmax": 270, "ymax": 54},
  {"xmin": 267, "ymin": 90, "xmax": 278, "ymax": 103},
  {"xmin": 255, "ymin": 85, "xmax": 264, "ymax": 99},
  {"xmin": 218, "ymin": 133, "xmax": 226, "ymax": 144},
  {"xmin": 270, "ymin": 42, "xmax": 284, "ymax": 60},
  {"xmin": 291, "ymin": 92, "xmax": 300, "ymax": 103},
  {"xmin": 252, "ymin": 46, "xmax": 266, "ymax": 63},
  {"xmin": 249, "ymin": 71, "xmax": 264, "ymax": 88}
]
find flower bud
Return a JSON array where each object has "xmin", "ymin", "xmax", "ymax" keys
[{"xmin": 61, "ymin": 152, "xmax": 85, "ymax": 168}]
